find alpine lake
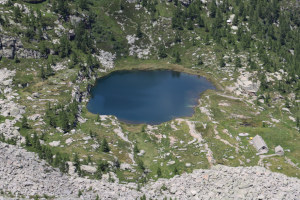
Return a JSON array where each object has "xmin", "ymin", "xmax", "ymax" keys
[{"xmin": 87, "ymin": 70, "xmax": 216, "ymax": 124}]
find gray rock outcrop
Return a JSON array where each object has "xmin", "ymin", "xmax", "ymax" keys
[
  {"xmin": 0, "ymin": 142, "xmax": 299, "ymax": 199},
  {"xmin": 0, "ymin": 35, "xmax": 41, "ymax": 59},
  {"xmin": 0, "ymin": 68, "xmax": 25, "ymax": 144}
]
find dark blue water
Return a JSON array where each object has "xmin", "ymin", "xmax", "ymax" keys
[{"xmin": 87, "ymin": 70, "xmax": 215, "ymax": 124}]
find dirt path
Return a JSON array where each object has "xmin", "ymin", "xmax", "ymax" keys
[{"xmin": 185, "ymin": 120, "xmax": 215, "ymax": 167}]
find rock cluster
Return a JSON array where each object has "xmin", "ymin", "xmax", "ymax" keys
[
  {"xmin": 226, "ymin": 68, "xmax": 260, "ymax": 97},
  {"xmin": 1, "ymin": 142, "xmax": 299, "ymax": 200},
  {"xmin": 0, "ymin": 35, "xmax": 41, "ymax": 59},
  {"xmin": 94, "ymin": 50, "xmax": 116, "ymax": 70},
  {"xmin": 126, "ymin": 34, "xmax": 151, "ymax": 59},
  {"xmin": 0, "ymin": 68, "xmax": 25, "ymax": 143}
]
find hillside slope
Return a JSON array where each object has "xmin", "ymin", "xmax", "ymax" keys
[{"xmin": 0, "ymin": 0, "xmax": 299, "ymax": 199}]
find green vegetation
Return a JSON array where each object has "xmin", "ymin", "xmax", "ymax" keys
[{"xmin": 0, "ymin": 0, "xmax": 299, "ymax": 183}]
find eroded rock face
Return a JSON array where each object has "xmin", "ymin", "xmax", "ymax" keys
[
  {"xmin": 1, "ymin": 141, "xmax": 300, "ymax": 200},
  {"xmin": 0, "ymin": 35, "xmax": 41, "ymax": 59}
]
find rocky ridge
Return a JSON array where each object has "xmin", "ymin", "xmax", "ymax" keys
[{"xmin": 1, "ymin": 142, "xmax": 299, "ymax": 199}]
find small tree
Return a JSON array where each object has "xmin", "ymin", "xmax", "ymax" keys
[
  {"xmin": 137, "ymin": 159, "xmax": 145, "ymax": 171},
  {"xmin": 73, "ymin": 153, "xmax": 81, "ymax": 176},
  {"xmin": 133, "ymin": 143, "xmax": 140, "ymax": 154},
  {"xmin": 136, "ymin": 24, "xmax": 143, "ymax": 38},
  {"xmin": 187, "ymin": 18, "xmax": 194, "ymax": 30},
  {"xmin": 40, "ymin": 66, "xmax": 46, "ymax": 80},
  {"xmin": 95, "ymin": 165, "xmax": 103, "ymax": 179},
  {"xmin": 198, "ymin": 56, "xmax": 204, "ymax": 65},
  {"xmin": 175, "ymin": 52, "xmax": 181, "ymax": 63},
  {"xmin": 285, "ymin": 97, "xmax": 290, "ymax": 108},
  {"xmin": 22, "ymin": 116, "xmax": 30, "ymax": 129},
  {"xmin": 219, "ymin": 56, "xmax": 226, "ymax": 67},
  {"xmin": 140, "ymin": 194, "xmax": 147, "ymax": 200},
  {"xmin": 13, "ymin": 6, "xmax": 22, "ymax": 23},
  {"xmin": 235, "ymin": 57, "xmax": 242, "ymax": 68},
  {"xmin": 46, "ymin": 64, "xmax": 54, "ymax": 77},
  {"xmin": 158, "ymin": 45, "xmax": 167, "ymax": 58},
  {"xmin": 114, "ymin": 158, "xmax": 120, "ymax": 169},
  {"xmin": 78, "ymin": 190, "xmax": 82, "ymax": 197},
  {"xmin": 25, "ymin": 134, "xmax": 32, "ymax": 147},
  {"xmin": 173, "ymin": 166, "xmax": 179, "ymax": 175},
  {"xmin": 101, "ymin": 138, "xmax": 110, "ymax": 152},
  {"xmin": 157, "ymin": 167, "xmax": 162, "ymax": 177},
  {"xmin": 209, "ymin": 0, "xmax": 217, "ymax": 18}
]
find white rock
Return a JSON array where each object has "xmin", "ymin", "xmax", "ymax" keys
[{"xmin": 49, "ymin": 141, "xmax": 60, "ymax": 147}]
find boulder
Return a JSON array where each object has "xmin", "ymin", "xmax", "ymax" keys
[
  {"xmin": 81, "ymin": 165, "xmax": 97, "ymax": 174},
  {"xmin": 49, "ymin": 141, "xmax": 60, "ymax": 147}
]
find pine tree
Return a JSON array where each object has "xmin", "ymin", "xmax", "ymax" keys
[
  {"xmin": 101, "ymin": 138, "xmax": 110, "ymax": 152},
  {"xmin": 158, "ymin": 45, "xmax": 167, "ymax": 58},
  {"xmin": 57, "ymin": 0, "xmax": 69, "ymax": 20},
  {"xmin": 79, "ymin": 0, "xmax": 88, "ymax": 10},
  {"xmin": 219, "ymin": 56, "xmax": 226, "ymax": 67},
  {"xmin": 46, "ymin": 64, "xmax": 54, "ymax": 77},
  {"xmin": 133, "ymin": 143, "xmax": 140, "ymax": 154},
  {"xmin": 13, "ymin": 6, "xmax": 22, "ymax": 23},
  {"xmin": 114, "ymin": 158, "xmax": 120, "ymax": 169},
  {"xmin": 22, "ymin": 116, "xmax": 30, "ymax": 129},
  {"xmin": 59, "ymin": 34, "xmax": 71, "ymax": 58},
  {"xmin": 187, "ymin": 18, "xmax": 194, "ymax": 30},
  {"xmin": 40, "ymin": 66, "xmax": 46, "ymax": 80},
  {"xmin": 137, "ymin": 159, "xmax": 145, "ymax": 171},
  {"xmin": 197, "ymin": 16, "xmax": 204, "ymax": 28},
  {"xmin": 175, "ymin": 52, "xmax": 181, "ymax": 63},
  {"xmin": 157, "ymin": 167, "xmax": 162, "ymax": 177},
  {"xmin": 209, "ymin": 0, "xmax": 217, "ymax": 18},
  {"xmin": 198, "ymin": 56, "xmax": 204, "ymax": 65},
  {"xmin": 54, "ymin": 152, "xmax": 62, "ymax": 167},
  {"xmin": 233, "ymin": 14, "xmax": 239, "ymax": 26},
  {"xmin": 73, "ymin": 153, "xmax": 81, "ymax": 175},
  {"xmin": 205, "ymin": 35, "xmax": 210, "ymax": 45},
  {"xmin": 173, "ymin": 166, "xmax": 179, "ymax": 175},
  {"xmin": 25, "ymin": 134, "xmax": 32, "ymax": 146},
  {"xmin": 136, "ymin": 24, "xmax": 143, "ymax": 38},
  {"xmin": 235, "ymin": 57, "xmax": 242, "ymax": 68},
  {"xmin": 78, "ymin": 190, "xmax": 82, "ymax": 197}
]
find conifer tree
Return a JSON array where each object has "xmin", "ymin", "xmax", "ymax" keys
[
  {"xmin": 73, "ymin": 153, "xmax": 81, "ymax": 175},
  {"xmin": 40, "ymin": 66, "xmax": 46, "ymax": 80},
  {"xmin": 187, "ymin": 19, "xmax": 194, "ymax": 30},
  {"xmin": 209, "ymin": 0, "xmax": 217, "ymax": 18},
  {"xmin": 157, "ymin": 167, "xmax": 162, "ymax": 177},
  {"xmin": 136, "ymin": 24, "xmax": 143, "ymax": 38},
  {"xmin": 101, "ymin": 138, "xmax": 110, "ymax": 152},
  {"xmin": 134, "ymin": 143, "xmax": 140, "ymax": 154},
  {"xmin": 235, "ymin": 57, "xmax": 242, "ymax": 68},
  {"xmin": 22, "ymin": 116, "xmax": 30, "ymax": 129},
  {"xmin": 219, "ymin": 56, "xmax": 226, "ymax": 67},
  {"xmin": 175, "ymin": 52, "xmax": 181, "ymax": 63},
  {"xmin": 158, "ymin": 45, "xmax": 167, "ymax": 58}
]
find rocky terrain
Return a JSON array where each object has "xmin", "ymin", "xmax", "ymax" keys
[
  {"xmin": 0, "ymin": 0, "xmax": 299, "ymax": 199},
  {"xmin": 0, "ymin": 35, "xmax": 41, "ymax": 59},
  {"xmin": 1, "ymin": 141, "xmax": 300, "ymax": 199}
]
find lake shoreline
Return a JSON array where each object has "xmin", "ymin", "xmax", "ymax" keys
[{"xmin": 86, "ymin": 61, "xmax": 223, "ymax": 125}]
